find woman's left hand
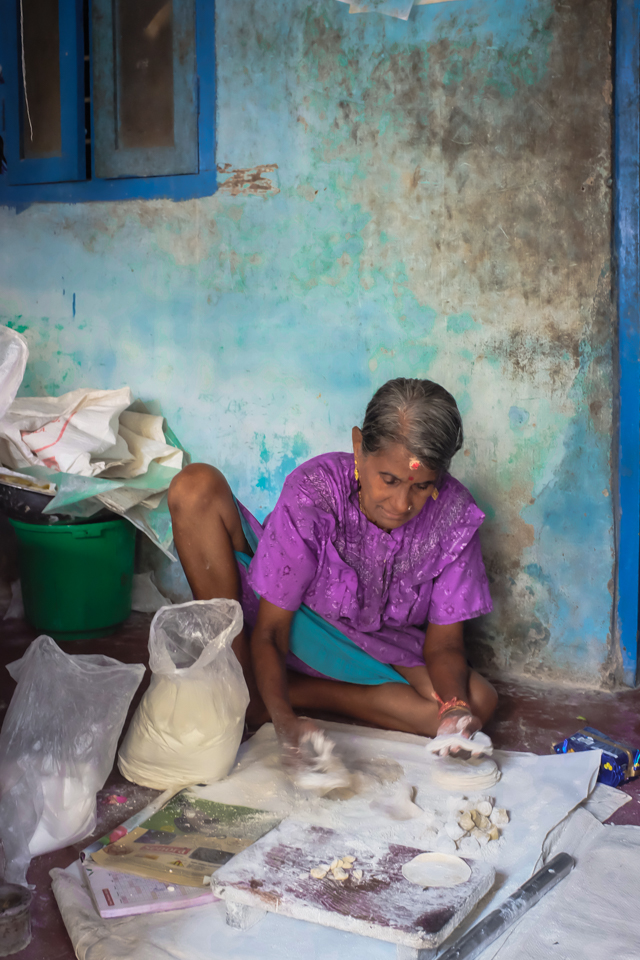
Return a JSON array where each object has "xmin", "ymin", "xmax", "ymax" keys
[{"xmin": 436, "ymin": 708, "xmax": 482, "ymax": 756}]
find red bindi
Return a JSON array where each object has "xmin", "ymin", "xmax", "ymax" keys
[{"xmin": 408, "ymin": 475, "xmax": 414, "ymax": 481}]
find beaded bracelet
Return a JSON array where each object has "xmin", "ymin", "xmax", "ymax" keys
[{"xmin": 433, "ymin": 693, "xmax": 472, "ymax": 719}]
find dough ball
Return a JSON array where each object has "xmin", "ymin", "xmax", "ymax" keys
[
  {"xmin": 458, "ymin": 835, "xmax": 481, "ymax": 857},
  {"xmin": 434, "ymin": 834, "xmax": 458, "ymax": 855},
  {"xmin": 470, "ymin": 827, "xmax": 490, "ymax": 846},
  {"xmin": 476, "ymin": 800, "xmax": 493, "ymax": 817},
  {"xmin": 490, "ymin": 808, "xmax": 509, "ymax": 826},
  {"xmin": 458, "ymin": 812, "xmax": 475, "ymax": 832},
  {"xmin": 471, "ymin": 811, "xmax": 491, "ymax": 831},
  {"xmin": 488, "ymin": 825, "xmax": 500, "ymax": 841},
  {"xmin": 402, "ymin": 852, "xmax": 471, "ymax": 888},
  {"xmin": 445, "ymin": 821, "xmax": 466, "ymax": 841}
]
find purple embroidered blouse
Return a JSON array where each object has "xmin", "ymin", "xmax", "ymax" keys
[{"xmin": 239, "ymin": 452, "xmax": 492, "ymax": 669}]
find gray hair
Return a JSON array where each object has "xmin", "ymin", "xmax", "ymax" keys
[{"xmin": 360, "ymin": 378, "xmax": 463, "ymax": 473}]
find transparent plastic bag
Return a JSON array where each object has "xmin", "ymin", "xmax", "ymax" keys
[
  {"xmin": 0, "ymin": 636, "xmax": 144, "ymax": 885},
  {"xmin": 118, "ymin": 599, "xmax": 249, "ymax": 790}
]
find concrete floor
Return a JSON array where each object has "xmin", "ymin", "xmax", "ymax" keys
[{"xmin": 2, "ymin": 613, "xmax": 640, "ymax": 960}]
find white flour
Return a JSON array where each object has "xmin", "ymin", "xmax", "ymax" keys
[
  {"xmin": 488, "ymin": 809, "xmax": 640, "ymax": 960},
  {"xmin": 51, "ymin": 721, "xmax": 603, "ymax": 960}
]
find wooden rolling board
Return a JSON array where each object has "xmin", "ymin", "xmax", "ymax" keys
[{"xmin": 212, "ymin": 820, "xmax": 495, "ymax": 958}]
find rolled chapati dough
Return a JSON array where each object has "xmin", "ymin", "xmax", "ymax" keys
[
  {"xmin": 431, "ymin": 756, "xmax": 501, "ymax": 790},
  {"xmin": 402, "ymin": 852, "xmax": 471, "ymax": 888},
  {"xmin": 426, "ymin": 730, "xmax": 493, "ymax": 758}
]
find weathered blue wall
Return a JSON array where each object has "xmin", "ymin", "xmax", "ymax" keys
[{"xmin": 0, "ymin": 0, "xmax": 616, "ymax": 684}]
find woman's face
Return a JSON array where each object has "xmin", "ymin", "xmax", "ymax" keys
[{"xmin": 352, "ymin": 428, "xmax": 439, "ymax": 531}]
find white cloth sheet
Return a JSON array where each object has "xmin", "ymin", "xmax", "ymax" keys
[
  {"xmin": 489, "ymin": 807, "xmax": 640, "ymax": 960},
  {"xmin": 51, "ymin": 721, "xmax": 606, "ymax": 960}
]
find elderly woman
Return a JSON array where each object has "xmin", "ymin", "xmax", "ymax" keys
[{"xmin": 168, "ymin": 378, "xmax": 497, "ymax": 751}]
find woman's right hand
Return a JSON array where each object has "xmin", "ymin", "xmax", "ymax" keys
[{"xmin": 276, "ymin": 715, "xmax": 321, "ymax": 770}]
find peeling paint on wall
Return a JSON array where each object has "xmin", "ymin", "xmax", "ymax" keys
[
  {"xmin": 216, "ymin": 164, "xmax": 281, "ymax": 197},
  {"xmin": 0, "ymin": 0, "xmax": 615, "ymax": 684}
]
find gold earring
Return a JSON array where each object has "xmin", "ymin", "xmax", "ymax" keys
[
  {"xmin": 354, "ymin": 461, "xmax": 359, "ymax": 483},
  {"xmin": 432, "ymin": 488, "xmax": 439, "ymax": 501}
]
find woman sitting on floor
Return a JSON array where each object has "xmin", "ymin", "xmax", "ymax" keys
[{"xmin": 168, "ymin": 377, "xmax": 497, "ymax": 752}]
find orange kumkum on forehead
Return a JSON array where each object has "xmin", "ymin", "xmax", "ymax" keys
[{"xmin": 409, "ymin": 459, "xmax": 420, "ymax": 472}]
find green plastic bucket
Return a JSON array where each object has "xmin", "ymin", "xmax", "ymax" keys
[{"xmin": 9, "ymin": 516, "xmax": 135, "ymax": 641}]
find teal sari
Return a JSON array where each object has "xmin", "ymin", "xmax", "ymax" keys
[{"xmin": 234, "ymin": 506, "xmax": 408, "ymax": 687}]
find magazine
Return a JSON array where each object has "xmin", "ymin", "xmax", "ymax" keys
[
  {"xmin": 89, "ymin": 788, "xmax": 282, "ymax": 888},
  {"xmin": 82, "ymin": 860, "xmax": 217, "ymax": 918}
]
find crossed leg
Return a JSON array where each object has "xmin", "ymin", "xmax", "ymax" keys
[{"xmin": 288, "ymin": 670, "xmax": 496, "ymax": 738}]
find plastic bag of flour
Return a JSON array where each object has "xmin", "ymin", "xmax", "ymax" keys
[
  {"xmin": 118, "ymin": 599, "xmax": 249, "ymax": 790},
  {"xmin": 0, "ymin": 636, "xmax": 144, "ymax": 885}
]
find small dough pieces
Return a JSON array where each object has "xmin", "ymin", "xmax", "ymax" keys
[
  {"xmin": 422, "ymin": 796, "xmax": 508, "ymax": 856},
  {"xmin": 402, "ymin": 852, "xmax": 471, "ymax": 888},
  {"xmin": 431, "ymin": 756, "xmax": 501, "ymax": 791},
  {"xmin": 426, "ymin": 730, "xmax": 494, "ymax": 758},
  {"xmin": 311, "ymin": 855, "xmax": 362, "ymax": 883}
]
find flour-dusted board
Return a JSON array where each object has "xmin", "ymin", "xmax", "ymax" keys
[{"xmin": 211, "ymin": 820, "xmax": 495, "ymax": 956}]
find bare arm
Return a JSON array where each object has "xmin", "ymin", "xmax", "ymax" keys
[
  {"xmin": 250, "ymin": 597, "xmax": 306, "ymax": 747},
  {"xmin": 423, "ymin": 621, "xmax": 481, "ymax": 738}
]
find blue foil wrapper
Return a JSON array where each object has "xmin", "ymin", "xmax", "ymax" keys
[{"xmin": 552, "ymin": 727, "xmax": 640, "ymax": 787}]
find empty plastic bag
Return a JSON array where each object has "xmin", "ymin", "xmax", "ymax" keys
[
  {"xmin": 0, "ymin": 636, "xmax": 144, "ymax": 885},
  {"xmin": 118, "ymin": 599, "xmax": 249, "ymax": 790}
]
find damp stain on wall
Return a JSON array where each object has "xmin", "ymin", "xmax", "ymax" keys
[{"xmin": 0, "ymin": 0, "xmax": 615, "ymax": 684}]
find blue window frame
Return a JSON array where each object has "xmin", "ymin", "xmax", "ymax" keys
[{"xmin": 0, "ymin": 0, "xmax": 215, "ymax": 204}]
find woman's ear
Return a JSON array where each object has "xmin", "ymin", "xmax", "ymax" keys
[{"xmin": 352, "ymin": 426, "xmax": 363, "ymax": 455}]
